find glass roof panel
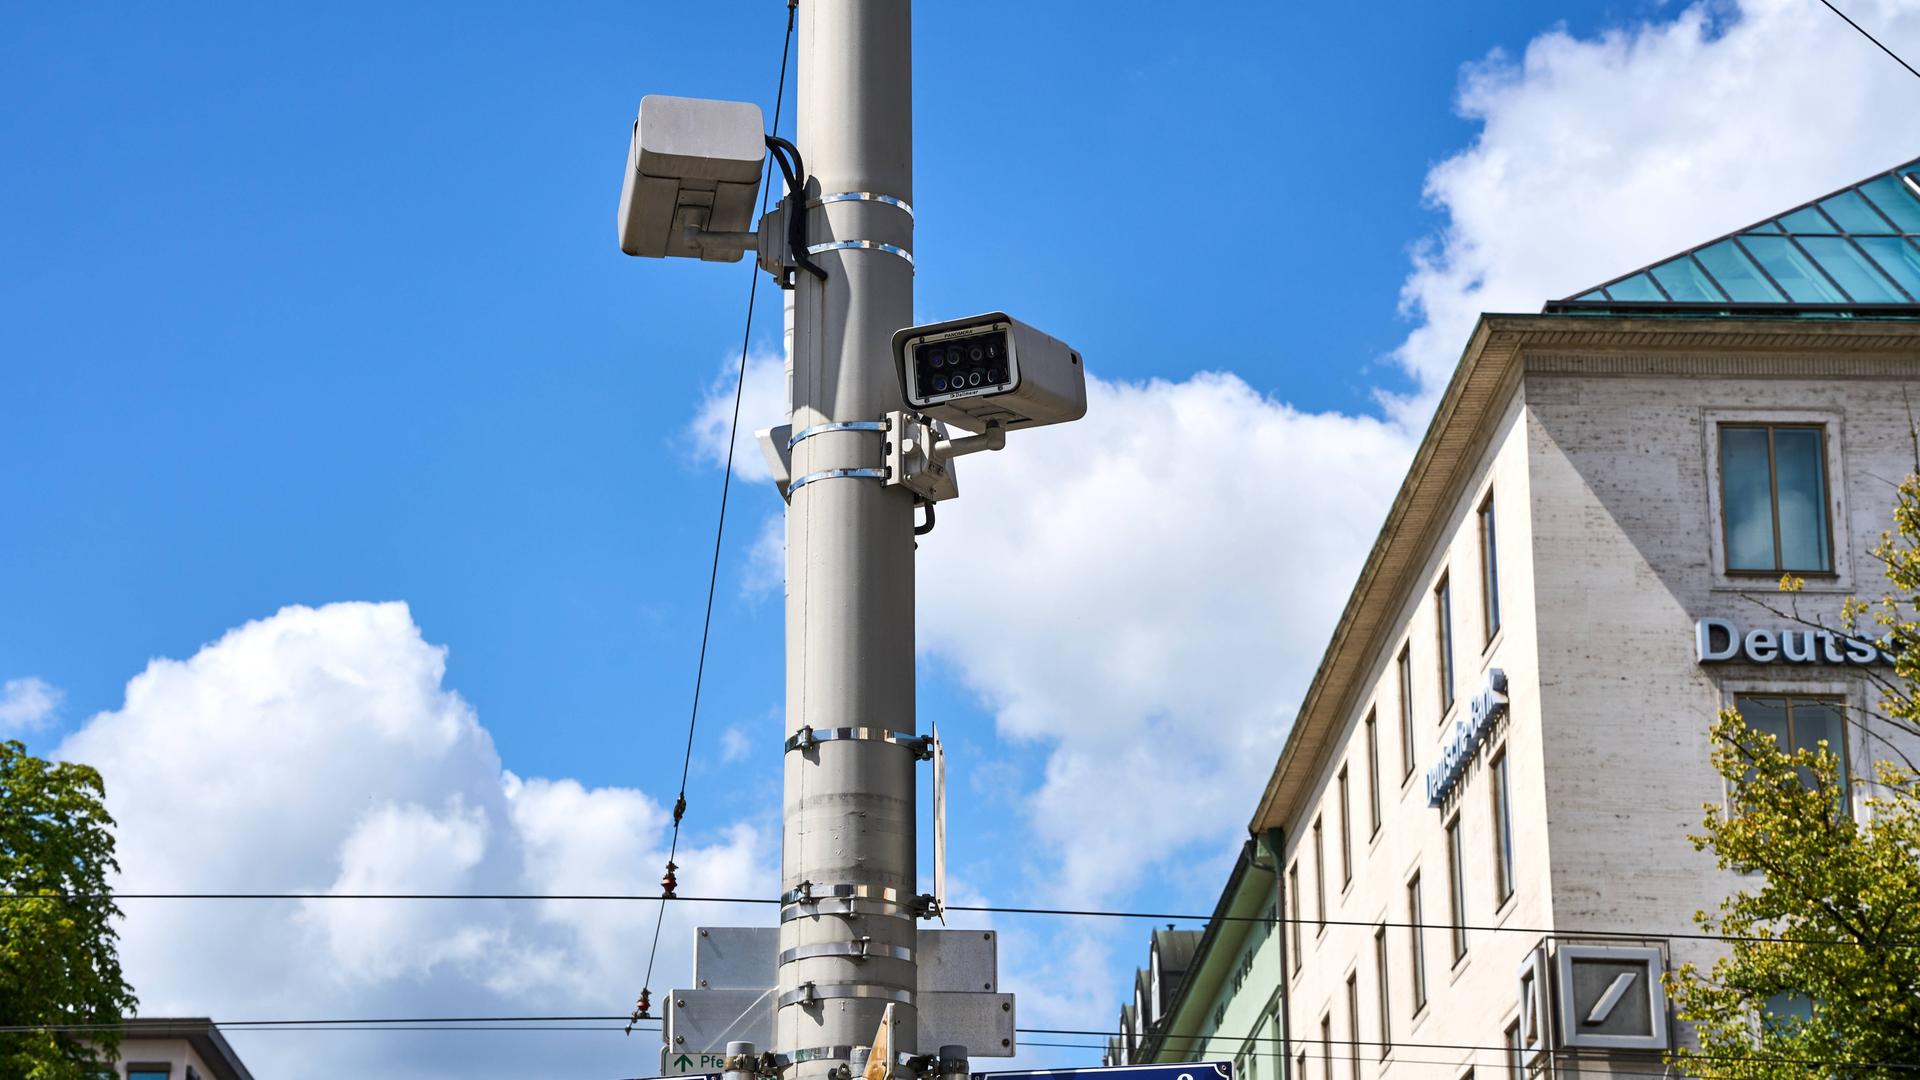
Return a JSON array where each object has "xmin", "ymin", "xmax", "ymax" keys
[
  {"xmin": 1739, "ymin": 236, "xmax": 1846, "ymax": 302},
  {"xmin": 1818, "ymin": 191, "xmax": 1893, "ymax": 234},
  {"xmin": 1779, "ymin": 206, "xmax": 1836, "ymax": 233},
  {"xmin": 1797, "ymin": 237, "xmax": 1903, "ymax": 302},
  {"xmin": 1861, "ymin": 175, "xmax": 1920, "ymax": 232},
  {"xmin": 1649, "ymin": 255, "xmax": 1725, "ymax": 302},
  {"xmin": 1605, "ymin": 273, "xmax": 1664, "ymax": 301},
  {"xmin": 1694, "ymin": 240, "xmax": 1785, "ymax": 302},
  {"xmin": 1856, "ymin": 237, "xmax": 1920, "ymax": 300},
  {"xmin": 1555, "ymin": 156, "xmax": 1920, "ymax": 311}
]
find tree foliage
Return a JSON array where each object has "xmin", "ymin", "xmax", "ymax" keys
[
  {"xmin": 0, "ymin": 740, "xmax": 137, "ymax": 1078},
  {"xmin": 1667, "ymin": 475, "xmax": 1920, "ymax": 1077}
]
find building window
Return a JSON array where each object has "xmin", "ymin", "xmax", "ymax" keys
[
  {"xmin": 1319, "ymin": 1013, "xmax": 1332, "ymax": 1080},
  {"xmin": 129, "ymin": 1071, "xmax": 170, "ymax": 1080},
  {"xmin": 1490, "ymin": 749, "xmax": 1515, "ymax": 907},
  {"xmin": 1435, "ymin": 574, "xmax": 1455, "ymax": 714},
  {"xmin": 1313, "ymin": 815, "xmax": 1327, "ymax": 930},
  {"xmin": 1397, "ymin": 646, "xmax": 1415, "ymax": 780},
  {"xmin": 1365, "ymin": 710, "xmax": 1382, "ymax": 836},
  {"xmin": 1337, "ymin": 766, "xmax": 1353, "ymax": 888},
  {"xmin": 1345, "ymin": 973, "xmax": 1361, "ymax": 1080},
  {"xmin": 1733, "ymin": 694, "xmax": 1851, "ymax": 802},
  {"xmin": 1374, "ymin": 925, "xmax": 1391, "ymax": 1057},
  {"xmin": 1479, "ymin": 494, "xmax": 1500, "ymax": 642},
  {"xmin": 1296, "ymin": 1051, "xmax": 1308, "ymax": 1080},
  {"xmin": 1504, "ymin": 1019, "xmax": 1523, "ymax": 1078},
  {"xmin": 1445, "ymin": 814, "xmax": 1468, "ymax": 961},
  {"xmin": 1719, "ymin": 424, "xmax": 1832, "ymax": 573},
  {"xmin": 1288, "ymin": 862, "xmax": 1303, "ymax": 971},
  {"xmin": 1407, "ymin": 873, "xmax": 1428, "ymax": 1013}
]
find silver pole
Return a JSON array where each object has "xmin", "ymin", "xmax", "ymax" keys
[{"xmin": 778, "ymin": 1, "xmax": 917, "ymax": 1078}]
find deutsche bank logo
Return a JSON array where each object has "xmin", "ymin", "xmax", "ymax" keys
[{"xmin": 1426, "ymin": 668, "xmax": 1508, "ymax": 807}]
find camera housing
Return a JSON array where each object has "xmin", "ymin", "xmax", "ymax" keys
[
  {"xmin": 617, "ymin": 96, "xmax": 765, "ymax": 260},
  {"xmin": 891, "ymin": 313, "xmax": 1087, "ymax": 434}
]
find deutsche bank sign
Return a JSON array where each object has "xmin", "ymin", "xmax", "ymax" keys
[
  {"xmin": 1694, "ymin": 618, "xmax": 1891, "ymax": 666},
  {"xmin": 1427, "ymin": 668, "xmax": 1508, "ymax": 808}
]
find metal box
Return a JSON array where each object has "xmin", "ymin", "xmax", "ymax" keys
[
  {"xmin": 617, "ymin": 95, "xmax": 765, "ymax": 260},
  {"xmin": 892, "ymin": 312, "xmax": 1088, "ymax": 435}
]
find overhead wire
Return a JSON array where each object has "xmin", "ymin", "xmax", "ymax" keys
[
  {"xmin": 1814, "ymin": 0, "xmax": 1920, "ymax": 81},
  {"xmin": 631, "ymin": 0, "xmax": 800, "ymax": 1033}
]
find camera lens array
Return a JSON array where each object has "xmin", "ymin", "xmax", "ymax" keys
[{"xmin": 915, "ymin": 330, "xmax": 1010, "ymax": 397}]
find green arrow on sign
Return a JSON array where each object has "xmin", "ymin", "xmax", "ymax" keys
[{"xmin": 675, "ymin": 1055, "xmax": 693, "ymax": 1070}]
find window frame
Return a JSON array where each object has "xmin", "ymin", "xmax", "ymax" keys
[
  {"xmin": 1313, "ymin": 815, "xmax": 1328, "ymax": 933},
  {"xmin": 1435, "ymin": 574, "xmax": 1456, "ymax": 717},
  {"xmin": 1373, "ymin": 924, "xmax": 1391, "ymax": 1057},
  {"xmin": 1731, "ymin": 691, "xmax": 1854, "ymax": 806},
  {"xmin": 1396, "ymin": 645, "xmax": 1416, "ymax": 782},
  {"xmin": 1345, "ymin": 971, "xmax": 1361, "ymax": 1080},
  {"xmin": 1478, "ymin": 492, "xmax": 1501, "ymax": 644},
  {"xmin": 1716, "ymin": 421, "xmax": 1837, "ymax": 576},
  {"xmin": 1406, "ymin": 871, "xmax": 1429, "ymax": 1015},
  {"xmin": 1288, "ymin": 861, "xmax": 1303, "ymax": 973},
  {"xmin": 1364, "ymin": 709, "xmax": 1382, "ymax": 837},
  {"xmin": 1337, "ymin": 766, "xmax": 1353, "ymax": 888},
  {"xmin": 1490, "ymin": 747, "xmax": 1515, "ymax": 908},
  {"xmin": 1445, "ymin": 812, "xmax": 1468, "ymax": 963}
]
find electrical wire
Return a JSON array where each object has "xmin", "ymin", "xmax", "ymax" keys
[
  {"xmin": 31, "ymin": 891, "xmax": 1915, "ymax": 951},
  {"xmin": 632, "ymin": 0, "xmax": 799, "ymax": 1031},
  {"xmin": 1815, "ymin": 0, "xmax": 1920, "ymax": 81}
]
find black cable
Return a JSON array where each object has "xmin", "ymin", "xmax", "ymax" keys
[
  {"xmin": 19, "ymin": 891, "xmax": 1917, "ymax": 949},
  {"xmin": 1815, "ymin": 0, "xmax": 1920, "ymax": 81},
  {"xmin": 634, "ymin": 0, "xmax": 799, "ymax": 1027}
]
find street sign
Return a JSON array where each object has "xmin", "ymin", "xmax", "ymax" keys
[
  {"xmin": 659, "ymin": 1047, "xmax": 732, "ymax": 1076},
  {"xmin": 978, "ymin": 1063, "xmax": 1232, "ymax": 1080}
]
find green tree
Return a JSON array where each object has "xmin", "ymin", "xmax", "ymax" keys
[
  {"xmin": 0, "ymin": 740, "xmax": 138, "ymax": 1078},
  {"xmin": 1667, "ymin": 476, "xmax": 1920, "ymax": 1078}
]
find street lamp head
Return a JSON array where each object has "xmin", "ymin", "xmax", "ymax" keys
[
  {"xmin": 892, "ymin": 312, "xmax": 1088, "ymax": 434},
  {"xmin": 616, "ymin": 95, "xmax": 766, "ymax": 261}
]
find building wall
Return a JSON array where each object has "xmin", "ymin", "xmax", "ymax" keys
[
  {"xmin": 107, "ymin": 1036, "xmax": 222, "ymax": 1078},
  {"xmin": 1151, "ymin": 866, "xmax": 1285, "ymax": 1080},
  {"xmin": 1279, "ymin": 386, "xmax": 1541, "ymax": 1080}
]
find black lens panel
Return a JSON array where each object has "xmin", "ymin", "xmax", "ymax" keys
[{"xmin": 914, "ymin": 329, "xmax": 1010, "ymax": 401}]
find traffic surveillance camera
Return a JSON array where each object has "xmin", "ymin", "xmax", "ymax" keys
[
  {"xmin": 891, "ymin": 313, "xmax": 1087, "ymax": 435},
  {"xmin": 617, "ymin": 95, "xmax": 765, "ymax": 261}
]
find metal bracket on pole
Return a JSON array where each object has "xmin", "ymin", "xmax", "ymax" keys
[
  {"xmin": 776, "ymin": 984, "xmax": 915, "ymax": 1009},
  {"xmin": 784, "ymin": 725, "xmax": 930, "ymax": 757}
]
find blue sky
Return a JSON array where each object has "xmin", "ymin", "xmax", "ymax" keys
[{"xmin": 6, "ymin": 2, "xmax": 1919, "ymax": 1077}]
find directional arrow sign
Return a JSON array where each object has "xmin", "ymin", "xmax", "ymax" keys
[
  {"xmin": 658, "ymin": 1047, "xmax": 731, "ymax": 1077},
  {"xmin": 978, "ymin": 1062, "xmax": 1233, "ymax": 1080}
]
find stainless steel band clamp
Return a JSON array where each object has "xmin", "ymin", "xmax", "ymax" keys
[
  {"xmin": 775, "ymin": 1047, "xmax": 915, "ymax": 1068},
  {"xmin": 802, "ymin": 191, "xmax": 915, "ymax": 269},
  {"xmin": 784, "ymin": 725, "xmax": 934, "ymax": 759},
  {"xmin": 804, "ymin": 191, "xmax": 915, "ymax": 219},
  {"xmin": 777, "ymin": 938, "xmax": 915, "ymax": 965},
  {"xmin": 776, "ymin": 981, "xmax": 915, "ymax": 1009}
]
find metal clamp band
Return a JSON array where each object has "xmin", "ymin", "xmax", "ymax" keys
[
  {"xmin": 805, "ymin": 240, "xmax": 915, "ymax": 268},
  {"xmin": 778, "ymin": 939, "xmax": 914, "ymax": 965},
  {"xmin": 780, "ymin": 896, "xmax": 918, "ymax": 923},
  {"xmin": 781, "ymin": 883, "xmax": 908, "ymax": 906},
  {"xmin": 776, "ymin": 1046, "xmax": 913, "ymax": 1067},
  {"xmin": 784, "ymin": 725, "xmax": 931, "ymax": 756},
  {"xmin": 805, "ymin": 191, "xmax": 916, "ymax": 219},
  {"xmin": 788, "ymin": 420, "xmax": 888, "ymax": 449},
  {"xmin": 777, "ymin": 982, "xmax": 915, "ymax": 1009},
  {"xmin": 787, "ymin": 467, "xmax": 888, "ymax": 495}
]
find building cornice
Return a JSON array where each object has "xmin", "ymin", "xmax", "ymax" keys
[{"xmin": 1249, "ymin": 314, "xmax": 1920, "ymax": 836}]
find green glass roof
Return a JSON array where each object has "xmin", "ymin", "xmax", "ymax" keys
[{"xmin": 1548, "ymin": 156, "xmax": 1920, "ymax": 314}]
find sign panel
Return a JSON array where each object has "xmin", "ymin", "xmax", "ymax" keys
[
  {"xmin": 1695, "ymin": 618, "xmax": 1891, "ymax": 666},
  {"xmin": 1553, "ymin": 944, "xmax": 1669, "ymax": 1051},
  {"xmin": 657, "ymin": 1049, "xmax": 728, "ymax": 1077},
  {"xmin": 978, "ymin": 1064, "xmax": 1232, "ymax": 1080},
  {"xmin": 1426, "ymin": 668, "xmax": 1508, "ymax": 807},
  {"xmin": 933, "ymin": 723, "xmax": 948, "ymax": 918},
  {"xmin": 1515, "ymin": 945, "xmax": 1549, "ymax": 1068}
]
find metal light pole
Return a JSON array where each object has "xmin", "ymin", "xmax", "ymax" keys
[{"xmin": 777, "ymin": 2, "xmax": 919, "ymax": 1077}]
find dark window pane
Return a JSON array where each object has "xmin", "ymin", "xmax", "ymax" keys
[
  {"xmin": 1856, "ymin": 236, "xmax": 1920, "ymax": 299},
  {"xmin": 1721, "ymin": 427, "xmax": 1776, "ymax": 569},
  {"xmin": 1773, "ymin": 428, "xmax": 1830, "ymax": 571},
  {"xmin": 1861, "ymin": 175, "xmax": 1920, "ymax": 232},
  {"xmin": 1763, "ymin": 991, "xmax": 1815, "ymax": 1034},
  {"xmin": 1819, "ymin": 191, "xmax": 1893, "ymax": 233},
  {"xmin": 1739, "ymin": 236, "xmax": 1846, "ymax": 302},
  {"xmin": 1792, "ymin": 699, "xmax": 1848, "ymax": 797},
  {"xmin": 1779, "ymin": 206, "xmax": 1835, "ymax": 233},
  {"xmin": 1605, "ymin": 273, "xmax": 1663, "ymax": 301},
  {"xmin": 1798, "ymin": 237, "xmax": 1903, "ymax": 302},
  {"xmin": 1649, "ymin": 256, "xmax": 1725, "ymax": 301},
  {"xmin": 1696, "ymin": 240, "xmax": 1785, "ymax": 302},
  {"xmin": 1738, "ymin": 695, "xmax": 1790, "ymax": 746}
]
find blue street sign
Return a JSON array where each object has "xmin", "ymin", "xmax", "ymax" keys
[{"xmin": 977, "ymin": 1063, "xmax": 1232, "ymax": 1080}]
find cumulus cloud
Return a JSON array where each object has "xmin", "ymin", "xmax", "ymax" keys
[
  {"xmin": 0, "ymin": 676, "xmax": 61, "ymax": 735},
  {"xmin": 57, "ymin": 602, "xmax": 773, "ymax": 1080},
  {"xmin": 691, "ymin": 348, "xmax": 788, "ymax": 483},
  {"xmin": 1393, "ymin": 0, "xmax": 1920, "ymax": 408}
]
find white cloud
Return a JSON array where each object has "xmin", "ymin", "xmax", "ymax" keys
[
  {"xmin": 691, "ymin": 348, "xmax": 788, "ymax": 484},
  {"xmin": 1393, "ymin": 0, "xmax": 1920, "ymax": 410},
  {"xmin": 0, "ymin": 676, "xmax": 61, "ymax": 735},
  {"xmin": 720, "ymin": 725, "xmax": 752, "ymax": 763},
  {"xmin": 56, "ymin": 602, "xmax": 773, "ymax": 1079}
]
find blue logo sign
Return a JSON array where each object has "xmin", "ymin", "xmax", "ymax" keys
[{"xmin": 1426, "ymin": 668, "xmax": 1507, "ymax": 807}]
